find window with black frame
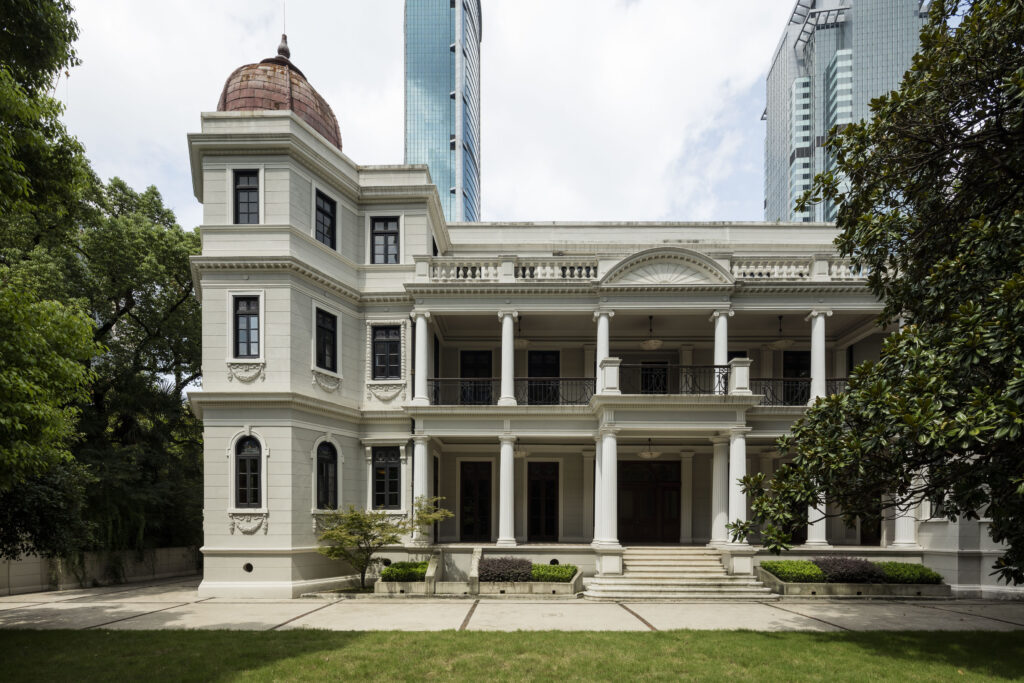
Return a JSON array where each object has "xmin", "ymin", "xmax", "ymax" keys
[
  {"xmin": 372, "ymin": 326, "xmax": 401, "ymax": 379},
  {"xmin": 235, "ymin": 437, "xmax": 261, "ymax": 508},
  {"xmin": 315, "ymin": 190, "xmax": 336, "ymax": 249},
  {"xmin": 370, "ymin": 216, "xmax": 400, "ymax": 264},
  {"xmin": 316, "ymin": 442, "xmax": 338, "ymax": 510},
  {"xmin": 372, "ymin": 446, "xmax": 401, "ymax": 510},
  {"xmin": 234, "ymin": 170, "xmax": 259, "ymax": 224},
  {"xmin": 234, "ymin": 296, "xmax": 260, "ymax": 358},
  {"xmin": 315, "ymin": 309, "xmax": 337, "ymax": 372}
]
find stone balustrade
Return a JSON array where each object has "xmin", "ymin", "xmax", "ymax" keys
[{"xmin": 418, "ymin": 256, "xmax": 599, "ymax": 283}]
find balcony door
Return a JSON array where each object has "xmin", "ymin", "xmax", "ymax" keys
[
  {"xmin": 618, "ymin": 461, "xmax": 681, "ymax": 544},
  {"xmin": 460, "ymin": 350, "xmax": 492, "ymax": 405},
  {"xmin": 783, "ymin": 350, "xmax": 811, "ymax": 405},
  {"xmin": 460, "ymin": 461, "xmax": 492, "ymax": 542},
  {"xmin": 527, "ymin": 461, "xmax": 559, "ymax": 542},
  {"xmin": 527, "ymin": 350, "xmax": 559, "ymax": 405}
]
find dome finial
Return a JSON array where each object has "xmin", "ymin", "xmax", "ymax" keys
[{"xmin": 278, "ymin": 34, "xmax": 290, "ymax": 60}]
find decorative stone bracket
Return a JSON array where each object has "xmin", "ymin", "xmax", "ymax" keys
[
  {"xmin": 311, "ymin": 369, "xmax": 341, "ymax": 393},
  {"xmin": 227, "ymin": 361, "xmax": 266, "ymax": 383},
  {"xmin": 228, "ymin": 512, "xmax": 268, "ymax": 535}
]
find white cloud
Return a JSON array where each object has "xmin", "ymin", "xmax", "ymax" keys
[{"xmin": 60, "ymin": 0, "xmax": 791, "ymax": 227}]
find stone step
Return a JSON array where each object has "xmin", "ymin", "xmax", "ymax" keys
[
  {"xmin": 623, "ymin": 549, "xmax": 721, "ymax": 556},
  {"xmin": 594, "ymin": 577, "xmax": 765, "ymax": 586},
  {"xmin": 586, "ymin": 586, "xmax": 773, "ymax": 596},
  {"xmin": 624, "ymin": 559, "xmax": 724, "ymax": 566},
  {"xmin": 622, "ymin": 572, "xmax": 733, "ymax": 580},
  {"xmin": 584, "ymin": 592, "xmax": 780, "ymax": 602}
]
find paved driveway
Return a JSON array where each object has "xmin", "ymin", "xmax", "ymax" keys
[{"xmin": 1, "ymin": 577, "xmax": 1022, "ymax": 632}]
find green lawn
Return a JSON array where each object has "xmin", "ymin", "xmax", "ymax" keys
[{"xmin": 1, "ymin": 630, "xmax": 1020, "ymax": 681}]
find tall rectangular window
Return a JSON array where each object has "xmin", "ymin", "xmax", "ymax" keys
[
  {"xmin": 235, "ymin": 437, "xmax": 261, "ymax": 509},
  {"xmin": 315, "ymin": 190, "xmax": 336, "ymax": 249},
  {"xmin": 316, "ymin": 443, "xmax": 338, "ymax": 510},
  {"xmin": 370, "ymin": 216, "xmax": 400, "ymax": 264},
  {"xmin": 372, "ymin": 446, "xmax": 401, "ymax": 510},
  {"xmin": 315, "ymin": 309, "xmax": 337, "ymax": 372},
  {"xmin": 234, "ymin": 170, "xmax": 259, "ymax": 225},
  {"xmin": 372, "ymin": 326, "xmax": 401, "ymax": 379},
  {"xmin": 234, "ymin": 296, "xmax": 260, "ymax": 358}
]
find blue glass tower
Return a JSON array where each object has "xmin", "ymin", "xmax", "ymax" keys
[{"xmin": 404, "ymin": 0, "xmax": 482, "ymax": 223}]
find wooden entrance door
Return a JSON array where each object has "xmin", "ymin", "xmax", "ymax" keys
[
  {"xmin": 460, "ymin": 461, "xmax": 492, "ymax": 542},
  {"xmin": 527, "ymin": 462, "xmax": 559, "ymax": 542},
  {"xmin": 618, "ymin": 461, "xmax": 681, "ymax": 543}
]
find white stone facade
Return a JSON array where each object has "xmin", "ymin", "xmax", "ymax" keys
[{"xmin": 188, "ymin": 110, "xmax": 1017, "ymax": 599}]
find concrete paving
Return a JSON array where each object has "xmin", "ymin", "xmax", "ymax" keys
[{"xmin": 1, "ymin": 577, "xmax": 1022, "ymax": 632}]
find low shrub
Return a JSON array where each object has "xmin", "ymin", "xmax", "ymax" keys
[
  {"xmin": 479, "ymin": 556, "xmax": 531, "ymax": 582},
  {"xmin": 380, "ymin": 561, "xmax": 428, "ymax": 582},
  {"xmin": 875, "ymin": 561, "xmax": 943, "ymax": 584},
  {"xmin": 812, "ymin": 556, "xmax": 885, "ymax": 583},
  {"xmin": 531, "ymin": 564, "xmax": 577, "ymax": 583},
  {"xmin": 760, "ymin": 560, "xmax": 825, "ymax": 583}
]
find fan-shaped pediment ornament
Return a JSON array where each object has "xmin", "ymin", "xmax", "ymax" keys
[{"xmin": 601, "ymin": 248, "xmax": 734, "ymax": 288}]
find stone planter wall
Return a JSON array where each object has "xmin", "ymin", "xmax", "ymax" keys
[
  {"xmin": 756, "ymin": 567, "xmax": 952, "ymax": 598},
  {"xmin": 477, "ymin": 570, "xmax": 583, "ymax": 596}
]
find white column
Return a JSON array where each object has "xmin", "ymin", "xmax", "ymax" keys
[
  {"xmin": 728, "ymin": 428, "xmax": 750, "ymax": 545},
  {"xmin": 497, "ymin": 435, "xmax": 516, "ymax": 546},
  {"xmin": 891, "ymin": 499, "xmax": 920, "ymax": 548},
  {"xmin": 595, "ymin": 427, "xmax": 619, "ymax": 547},
  {"xmin": 594, "ymin": 311, "xmax": 613, "ymax": 393},
  {"xmin": 710, "ymin": 436, "xmax": 729, "ymax": 545},
  {"xmin": 679, "ymin": 451, "xmax": 694, "ymax": 544},
  {"xmin": 497, "ymin": 311, "xmax": 517, "ymax": 406},
  {"xmin": 412, "ymin": 435, "xmax": 430, "ymax": 543},
  {"xmin": 591, "ymin": 434, "xmax": 603, "ymax": 546},
  {"xmin": 711, "ymin": 309, "xmax": 733, "ymax": 366},
  {"xmin": 807, "ymin": 309, "xmax": 832, "ymax": 403},
  {"xmin": 805, "ymin": 502, "xmax": 830, "ymax": 547},
  {"xmin": 412, "ymin": 312, "xmax": 430, "ymax": 405}
]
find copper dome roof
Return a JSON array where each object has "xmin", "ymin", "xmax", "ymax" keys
[{"xmin": 217, "ymin": 35, "xmax": 342, "ymax": 151}]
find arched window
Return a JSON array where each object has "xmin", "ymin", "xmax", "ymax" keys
[
  {"xmin": 316, "ymin": 442, "xmax": 338, "ymax": 510},
  {"xmin": 235, "ymin": 437, "xmax": 262, "ymax": 508}
]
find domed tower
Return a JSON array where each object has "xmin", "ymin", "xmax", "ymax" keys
[{"xmin": 217, "ymin": 35, "xmax": 342, "ymax": 151}]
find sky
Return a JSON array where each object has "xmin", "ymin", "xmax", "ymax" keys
[{"xmin": 59, "ymin": 0, "xmax": 794, "ymax": 229}]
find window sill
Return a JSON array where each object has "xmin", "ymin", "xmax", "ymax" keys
[{"xmin": 226, "ymin": 360, "xmax": 266, "ymax": 383}]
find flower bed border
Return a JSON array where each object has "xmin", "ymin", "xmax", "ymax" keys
[{"xmin": 756, "ymin": 567, "xmax": 951, "ymax": 598}]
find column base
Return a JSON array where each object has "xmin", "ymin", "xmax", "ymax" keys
[
  {"xmin": 410, "ymin": 397, "xmax": 429, "ymax": 407},
  {"xmin": 887, "ymin": 542, "xmax": 920, "ymax": 550},
  {"xmin": 590, "ymin": 539, "xmax": 621, "ymax": 550},
  {"xmin": 801, "ymin": 541, "xmax": 831, "ymax": 548},
  {"xmin": 495, "ymin": 538, "xmax": 517, "ymax": 548},
  {"xmin": 497, "ymin": 397, "xmax": 517, "ymax": 407}
]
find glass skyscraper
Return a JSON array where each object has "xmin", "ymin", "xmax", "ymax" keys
[
  {"xmin": 404, "ymin": 0, "xmax": 482, "ymax": 223},
  {"xmin": 763, "ymin": 0, "xmax": 928, "ymax": 222}
]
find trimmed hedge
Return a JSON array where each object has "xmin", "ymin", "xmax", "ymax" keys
[
  {"xmin": 760, "ymin": 558, "xmax": 945, "ymax": 585},
  {"xmin": 479, "ymin": 558, "xmax": 579, "ymax": 582},
  {"xmin": 760, "ymin": 560, "xmax": 826, "ymax": 583},
  {"xmin": 876, "ymin": 561, "xmax": 943, "ymax": 585},
  {"xmin": 479, "ymin": 557, "xmax": 532, "ymax": 582},
  {"xmin": 813, "ymin": 556, "xmax": 885, "ymax": 583},
  {"xmin": 380, "ymin": 561, "xmax": 428, "ymax": 582},
  {"xmin": 531, "ymin": 564, "xmax": 578, "ymax": 583}
]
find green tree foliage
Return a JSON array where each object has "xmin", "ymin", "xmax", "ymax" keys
[
  {"xmin": 733, "ymin": 0, "xmax": 1024, "ymax": 583},
  {"xmin": 318, "ymin": 497, "xmax": 453, "ymax": 589},
  {"xmin": 0, "ymin": 268, "xmax": 97, "ymax": 491},
  {"xmin": 70, "ymin": 179, "xmax": 203, "ymax": 551}
]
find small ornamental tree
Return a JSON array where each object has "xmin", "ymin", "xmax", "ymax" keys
[{"xmin": 317, "ymin": 496, "xmax": 452, "ymax": 589}]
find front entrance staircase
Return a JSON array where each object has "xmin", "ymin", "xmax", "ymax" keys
[{"xmin": 584, "ymin": 546, "xmax": 776, "ymax": 601}]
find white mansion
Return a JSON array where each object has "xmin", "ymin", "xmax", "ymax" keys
[{"xmin": 189, "ymin": 41, "xmax": 1014, "ymax": 599}]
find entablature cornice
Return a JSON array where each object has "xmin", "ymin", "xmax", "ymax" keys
[
  {"xmin": 187, "ymin": 391, "xmax": 362, "ymax": 421},
  {"xmin": 190, "ymin": 255, "xmax": 367, "ymax": 305},
  {"xmin": 589, "ymin": 394, "xmax": 763, "ymax": 411}
]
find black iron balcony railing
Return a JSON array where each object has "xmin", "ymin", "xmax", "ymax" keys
[
  {"xmin": 427, "ymin": 378, "xmax": 596, "ymax": 406},
  {"xmin": 428, "ymin": 378, "xmax": 500, "ymax": 406},
  {"xmin": 618, "ymin": 365, "xmax": 730, "ymax": 395},
  {"xmin": 751, "ymin": 377, "xmax": 849, "ymax": 407},
  {"xmin": 514, "ymin": 378, "xmax": 595, "ymax": 405}
]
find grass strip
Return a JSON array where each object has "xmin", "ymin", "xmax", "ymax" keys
[{"xmin": 1, "ymin": 630, "xmax": 1020, "ymax": 681}]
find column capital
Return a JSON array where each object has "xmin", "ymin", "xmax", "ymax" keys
[
  {"xmin": 709, "ymin": 435, "xmax": 730, "ymax": 446},
  {"xmin": 729, "ymin": 426, "xmax": 753, "ymax": 437},
  {"xmin": 411, "ymin": 434, "xmax": 430, "ymax": 445},
  {"xmin": 410, "ymin": 310, "xmax": 431, "ymax": 321},
  {"xmin": 805, "ymin": 309, "xmax": 833, "ymax": 321},
  {"xmin": 593, "ymin": 310, "xmax": 615, "ymax": 321},
  {"xmin": 709, "ymin": 308, "xmax": 734, "ymax": 322},
  {"xmin": 678, "ymin": 451, "xmax": 695, "ymax": 460},
  {"xmin": 598, "ymin": 425, "xmax": 620, "ymax": 438},
  {"xmin": 498, "ymin": 433, "xmax": 517, "ymax": 446},
  {"xmin": 497, "ymin": 310, "xmax": 518, "ymax": 321}
]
